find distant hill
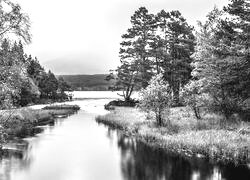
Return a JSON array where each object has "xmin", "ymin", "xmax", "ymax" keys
[{"xmin": 58, "ymin": 74, "xmax": 115, "ymax": 91}]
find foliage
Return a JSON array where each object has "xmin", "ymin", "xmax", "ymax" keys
[
  {"xmin": 107, "ymin": 63, "xmax": 140, "ymax": 101},
  {"xmin": 120, "ymin": 7, "xmax": 155, "ymax": 88},
  {"xmin": 154, "ymin": 10, "xmax": 195, "ymax": 105},
  {"xmin": 110, "ymin": 7, "xmax": 195, "ymax": 104},
  {"xmin": 0, "ymin": 39, "xmax": 70, "ymax": 108},
  {"xmin": 0, "ymin": 0, "xmax": 31, "ymax": 43},
  {"xmin": 61, "ymin": 74, "xmax": 113, "ymax": 91},
  {"xmin": 138, "ymin": 74, "xmax": 172, "ymax": 126},
  {"xmin": 191, "ymin": 2, "xmax": 250, "ymax": 120},
  {"xmin": 181, "ymin": 80, "xmax": 206, "ymax": 119},
  {"xmin": 96, "ymin": 106, "xmax": 250, "ymax": 163},
  {"xmin": 38, "ymin": 70, "xmax": 58, "ymax": 99}
]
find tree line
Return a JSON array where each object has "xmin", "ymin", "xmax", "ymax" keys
[
  {"xmin": 108, "ymin": 0, "xmax": 250, "ymax": 122},
  {"xmin": 0, "ymin": 0, "xmax": 71, "ymax": 109}
]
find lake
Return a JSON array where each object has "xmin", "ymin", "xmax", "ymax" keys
[{"xmin": 1, "ymin": 91, "xmax": 250, "ymax": 180}]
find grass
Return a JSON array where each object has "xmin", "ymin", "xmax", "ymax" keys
[
  {"xmin": 96, "ymin": 106, "xmax": 250, "ymax": 164},
  {"xmin": 0, "ymin": 104, "xmax": 80, "ymax": 139},
  {"xmin": 42, "ymin": 104, "xmax": 80, "ymax": 111}
]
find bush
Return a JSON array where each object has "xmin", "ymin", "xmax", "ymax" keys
[
  {"xmin": 181, "ymin": 80, "xmax": 206, "ymax": 119},
  {"xmin": 104, "ymin": 99, "xmax": 139, "ymax": 110},
  {"xmin": 138, "ymin": 74, "xmax": 172, "ymax": 126}
]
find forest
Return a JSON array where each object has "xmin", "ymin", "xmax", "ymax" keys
[
  {"xmin": 107, "ymin": 0, "xmax": 250, "ymax": 122},
  {"xmin": 0, "ymin": 0, "xmax": 71, "ymax": 109}
]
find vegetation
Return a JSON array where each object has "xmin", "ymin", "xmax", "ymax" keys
[
  {"xmin": 96, "ymin": 107, "xmax": 250, "ymax": 164},
  {"xmin": 0, "ymin": 0, "xmax": 76, "ymax": 144},
  {"xmin": 42, "ymin": 104, "xmax": 80, "ymax": 111},
  {"xmin": 0, "ymin": 104, "xmax": 80, "ymax": 139},
  {"xmin": 107, "ymin": 0, "xmax": 250, "ymax": 122},
  {"xmin": 187, "ymin": 1, "xmax": 250, "ymax": 121},
  {"xmin": 0, "ymin": 1, "xmax": 72, "ymax": 109},
  {"xmin": 99, "ymin": 0, "xmax": 250, "ymax": 164},
  {"xmin": 138, "ymin": 74, "xmax": 172, "ymax": 126},
  {"xmin": 108, "ymin": 7, "xmax": 195, "ymax": 105},
  {"xmin": 60, "ymin": 74, "xmax": 115, "ymax": 91},
  {"xmin": 104, "ymin": 99, "xmax": 139, "ymax": 110}
]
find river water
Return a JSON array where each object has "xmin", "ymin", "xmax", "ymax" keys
[{"xmin": 0, "ymin": 91, "xmax": 250, "ymax": 180}]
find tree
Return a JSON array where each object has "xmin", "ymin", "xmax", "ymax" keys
[
  {"xmin": 58, "ymin": 77, "xmax": 71, "ymax": 92},
  {"xmin": 108, "ymin": 7, "xmax": 156, "ymax": 101},
  {"xmin": 0, "ymin": 64, "xmax": 29, "ymax": 108},
  {"xmin": 0, "ymin": 0, "xmax": 31, "ymax": 43},
  {"xmin": 154, "ymin": 10, "xmax": 195, "ymax": 105},
  {"xmin": 181, "ymin": 80, "xmax": 205, "ymax": 119},
  {"xmin": 57, "ymin": 76, "xmax": 71, "ymax": 100},
  {"xmin": 138, "ymin": 74, "xmax": 172, "ymax": 126},
  {"xmin": 0, "ymin": 1, "xmax": 32, "ymax": 108},
  {"xmin": 191, "ymin": 3, "xmax": 250, "ymax": 120},
  {"xmin": 39, "ymin": 71, "xmax": 58, "ymax": 99},
  {"xmin": 27, "ymin": 55, "xmax": 46, "ymax": 85},
  {"xmin": 106, "ymin": 62, "xmax": 140, "ymax": 101},
  {"xmin": 119, "ymin": 7, "xmax": 155, "ymax": 88},
  {"xmin": 220, "ymin": 0, "xmax": 250, "ymax": 101}
]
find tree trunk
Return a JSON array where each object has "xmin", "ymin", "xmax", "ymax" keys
[
  {"xmin": 156, "ymin": 111, "xmax": 163, "ymax": 126},
  {"xmin": 193, "ymin": 106, "xmax": 201, "ymax": 119},
  {"xmin": 173, "ymin": 86, "xmax": 180, "ymax": 106}
]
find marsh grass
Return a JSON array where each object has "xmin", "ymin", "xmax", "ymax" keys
[
  {"xmin": 0, "ymin": 104, "xmax": 80, "ymax": 138},
  {"xmin": 42, "ymin": 104, "xmax": 80, "ymax": 111},
  {"xmin": 96, "ymin": 106, "xmax": 250, "ymax": 164}
]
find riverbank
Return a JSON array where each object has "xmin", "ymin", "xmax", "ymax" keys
[
  {"xmin": 96, "ymin": 106, "xmax": 250, "ymax": 164},
  {"xmin": 0, "ymin": 104, "xmax": 80, "ymax": 140}
]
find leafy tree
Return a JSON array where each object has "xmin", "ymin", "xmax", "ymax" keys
[
  {"xmin": 18, "ymin": 79, "xmax": 40, "ymax": 106},
  {"xmin": 138, "ymin": 74, "xmax": 172, "ymax": 126},
  {"xmin": 27, "ymin": 55, "xmax": 46, "ymax": 84},
  {"xmin": 106, "ymin": 62, "xmax": 140, "ymax": 101},
  {"xmin": 58, "ymin": 77, "xmax": 71, "ymax": 92},
  {"xmin": 0, "ymin": 64, "xmax": 29, "ymax": 108},
  {"xmin": 57, "ymin": 76, "xmax": 71, "ymax": 100},
  {"xmin": 181, "ymin": 80, "xmax": 205, "ymax": 119},
  {"xmin": 0, "ymin": 0, "xmax": 31, "ymax": 43},
  {"xmin": 39, "ymin": 71, "xmax": 58, "ymax": 99},
  {"xmin": 191, "ymin": 3, "xmax": 250, "ymax": 120}
]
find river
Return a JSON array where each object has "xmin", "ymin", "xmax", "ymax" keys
[{"xmin": 0, "ymin": 91, "xmax": 249, "ymax": 180}]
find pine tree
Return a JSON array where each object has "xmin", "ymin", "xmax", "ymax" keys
[
  {"xmin": 154, "ymin": 10, "xmax": 195, "ymax": 105},
  {"xmin": 120, "ymin": 7, "xmax": 155, "ymax": 88}
]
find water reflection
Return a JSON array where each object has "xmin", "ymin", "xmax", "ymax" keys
[
  {"xmin": 0, "ymin": 97, "xmax": 250, "ymax": 180},
  {"xmin": 0, "ymin": 118, "xmax": 63, "ymax": 180},
  {"xmin": 0, "ymin": 140, "xmax": 32, "ymax": 180},
  {"xmin": 108, "ymin": 128, "xmax": 250, "ymax": 180}
]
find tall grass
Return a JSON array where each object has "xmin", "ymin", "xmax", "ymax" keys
[
  {"xmin": 96, "ymin": 106, "xmax": 250, "ymax": 164},
  {"xmin": 0, "ymin": 104, "xmax": 80, "ymax": 138}
]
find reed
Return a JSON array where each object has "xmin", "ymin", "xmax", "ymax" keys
[{"xmin": 96, "ymin": 107, "xmax": 250, "ymax": 164}]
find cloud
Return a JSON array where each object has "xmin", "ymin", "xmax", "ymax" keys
[{"xmin": 18, "ymin": 0, "xmax": 229, "ymax": 74}]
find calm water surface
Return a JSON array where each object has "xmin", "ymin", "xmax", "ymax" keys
[{"xmin": 0, "ymin": 92, "xmax": 250, "ymax": 180}]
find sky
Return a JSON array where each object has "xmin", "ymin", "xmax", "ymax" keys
[{"xmin": 16, "ymin": 0, "xmax": 229, "ymax": 75}]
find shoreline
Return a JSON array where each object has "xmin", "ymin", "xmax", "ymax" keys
[
  {"xmin": 0, "ymin": 104, "xmax": 80, "ymax": 143},
  {"xmin": 96, "ymin": 106, "xmax": 250, "ymax": 165}
]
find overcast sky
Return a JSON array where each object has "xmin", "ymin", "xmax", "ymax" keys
[{"xmin": 16, "ymin": 0, "xmax": 229, "ymax": 75}]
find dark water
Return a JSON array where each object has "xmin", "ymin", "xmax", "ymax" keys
[{"xmin": 0, "ymin": 99, "xmax": 250, "ymax": 180}]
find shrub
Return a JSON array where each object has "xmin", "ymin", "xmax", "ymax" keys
[
  {"xmin": 104, "ymin": 99, "xmax": 139, "ymax": 110},
  {"xmin": 181, "ymin": 80, "xmax": 206, "ymax": 119},
  {"xmin": 138, "ymin": 74, "xmax": 172, "ymax": 126}
]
